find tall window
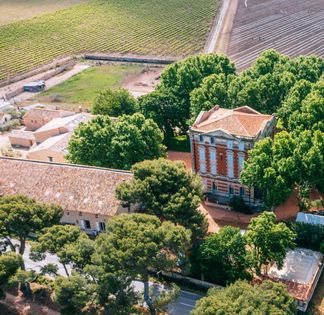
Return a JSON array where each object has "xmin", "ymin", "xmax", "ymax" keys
[
  {"xmin": 199, "ymin": 135, "xmax": 204, "ymax": 143},
  {"xmin": 210, "ymin": 148, "xmax": 217, "ymax": 175},
  {"xmin": 212, "ymin": 182, "xmax": 217, "ymax": 193},
  {"xmin": 239, "ymin": 141, "xmax": 244, "ymax": 151},
  {"xmin": 228, "ymin": 185, "xmax": 234, "ymax": 196},
  {"xmin": 227, "ymin": 140, "xmax": 233, "ymax": 149},
  {"xmin": 238, "ymin": 154, "xmax": 245, "ymax": 173},
  {"xmin": 199, "ymin": 146, "xmax": 206, "ymax": 173},
  {"xmin": 227, "ymin": 151, "xmax": 234, "ymax": 177},
  {"xmin": 240, "ymin": 187, "xmax": 245, "ymax": 196}
]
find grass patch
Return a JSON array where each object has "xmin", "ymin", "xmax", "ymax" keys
[
  {"xmin": 168, "ymin": 135, "xmax": 191, "ymax": 152},
  {"xmin": 0, "ymin": 0, "xmax": 219, "ymax": 81},
  {"xmin": 34, "ymin": 64, "xmax": 144, "ymax": 108}
]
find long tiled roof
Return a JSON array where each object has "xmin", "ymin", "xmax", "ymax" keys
[
  {"xmin": 192, "ymin": 105, "xmax": 274, "ymax": 138},
  {"xmin": 23, "ymin": 108, "xmax": 74, "ymax": 121},
  {"xmin": 0, "ymin": 157, "xmax": 132, "ymax": 216}
]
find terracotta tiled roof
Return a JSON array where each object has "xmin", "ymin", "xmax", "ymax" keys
[
  {"xmin": 192, "ymin": 105, "xmax": 274, "ymax": 138},
  {"xmin": 23, "ymin": 108, "xmax": 74, "ymax": 121},
  {"xmin": 8, "ymin": 130, "xmax": 35, "ymax": 140},
  {"xmin": 28, "ymin": 133, "xmax": 70, "ymax": 154},
  {"xmin": 35, "ymin": 113, "xmax": 93, "ymax": 133},
  {"xmin": 0, "ymin": 157, "xmax": 132, "ymax": 216}
]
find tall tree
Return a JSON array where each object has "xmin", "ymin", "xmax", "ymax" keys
[
  {"xmin": 0, "ymin": 195, "xmax": 63, "ymax": 268},
  {"xmin": 139, "ymin": 90, "xmax": 184, "ymax": 143},
  {"xmin": 191, "ymin": 280, "xmax": 296, "ymax": 315},
  {"xmin": 94, "ymin": 213, "xmax": 191, "ymax": 315},
  {"xmin": 244, "ymin": 212, "xmax": 296, "ymax": 275},
  {"xmin": 197, "ymin": 226, "xmax": 250, "ymax": 285},
  {"xmin": 240, "ymin": 132, "xmax": 296, "ymax": 208},
  {"xmin": 92, "ymin": 87, "xmax": 138, "ymax": 117},
  {"xmin": 68, "ymin": 114, "xmax": 166, "ymax": 170},
  {"xmin": 30, "ymin": 225, "xmax": 84, "ymax": 277},
  {"xmin": 158, "ymin": 54, "xmax": 236, "ymax": 128},
  {"xmin": 116, "ymin": 158, "xmax": 208, "ymax": 240},
  {"xmin": 190, "ymin": 73, "xmax": 234, "ymax": 118}
]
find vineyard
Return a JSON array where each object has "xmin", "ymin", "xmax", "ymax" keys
[
  {"xmin": 0, "ymin": 0, "xmax": 219, "ymax": 82},
  {"xmin": 226, "ymin": 0, "xmax": 324, "ymax": 71}
]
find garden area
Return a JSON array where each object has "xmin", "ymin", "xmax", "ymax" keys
[{"xmin": 32, "ymin": 64, "xmax": 147, "ymax": 109}]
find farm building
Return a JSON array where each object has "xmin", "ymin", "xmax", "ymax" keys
[
  {"xmin": 33, "ymin": 112, "xmax": 92, "ymax": 143},
  {"xmin": 267, "ymin": 248, "xmax": 323, "ymax": 312},
  {"xmin": 23, "ymin": 80, "xmax": 45, "ymax": 92},
  {"xmin": 23, "ymin": 108, "xmax": 75, "ymax": 131},
  {"xmin": 8, "ymin": 130, "xmax": 36, "ymax": 148},
  {"xmin": 0, "ymin": 157, "xmax": 133, "ymax": 235},
  {"xmin": 27, "ymin": 132, "xmax": 71, "ymax": 163}
]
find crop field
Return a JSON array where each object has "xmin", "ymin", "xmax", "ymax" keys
[
  {"xmin": 226, "ymin": 0, "xmax": 324, "ymax": 71},
  {"xmin": 33, "ymin": 64, "xmax": 145, "ymax": 108},
  {"xmin": 0, "ymin": 0, "xmax": 87, "ymax": 25},
  {"xmin": 0, "ymin": 0, "xmax": 219, "ymax": 82}
]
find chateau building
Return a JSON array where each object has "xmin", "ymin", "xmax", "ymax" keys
[{"xmin": 189, "ymin": 105, "xmax": 276, "ymax": 206}]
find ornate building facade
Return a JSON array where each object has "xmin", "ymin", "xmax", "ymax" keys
[{"xmin": 189, "ymin": 105, "xmax": 276, "ymax": 206}]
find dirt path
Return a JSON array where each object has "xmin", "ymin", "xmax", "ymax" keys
[
  {"xmin": 214, "ymin": 0, "xmax": 240, "ymax": 54},
  {"xmin": 205, "ymin": 0, "xmax": 239, "ymax": 53}
]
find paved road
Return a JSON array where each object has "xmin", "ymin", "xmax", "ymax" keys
[{"xmin": 11, "ymin": 240, "xmax": 203, "ymax": 315}]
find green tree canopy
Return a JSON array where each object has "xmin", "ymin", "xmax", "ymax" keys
[
  {"xmin": 191, "ymin": 280, "xmax": 296, "ymax": 315},
  {"xmin": 94, "ymin": 213, "xmax": 191, "ymax": 314},
  {"xmin": 244, "ymin": 212, "xmax": 296, "ymax": 275},
  {"xmin": 158, "ymin": 54, "xmax": 236, "ymax": 130},
  {"xmin": 116, "ymin": 158, "xmax": 208, "ymax": 239},
  {"xmin": 92, "ymin": 87, "xmax": 138, "ymax": 116},
  {"xmin": 30, "ymin": 225, "xmax": 86, "ymax": 277},
  {"xmin": 188, "ymin": 50, "xmax": 323, "ymax": 119},
  {"xmin": 67, "ymin": 113, "xmax": 166, "ymax": 169},
  {"xmin": 54, "ymin": 274, "xmax": 96, "ymax": 315},
  {"xmin": 0, "ymin": 195, "xmax": 63, "ymax": 265},
  {"xmin": 197, "ymin": 226, "xmax": 250, "ymax": 285},
  {"xmin": 0, "ymin": 252, "xmax": 22, "ymax": 299},
  {"xmin": 190, "ymin": 73, "xmax": 234, "ymax": 118},
  {"xmin": 138, "ymin": 90, "xmax": 185, "ymax": 142},
  {"xmin": 241, "ymin": 130, "xmax": 324, "ymax": 208},
  {"xmin": 240, "ymin": 132, "xmax": 296, "ymax": 207}
]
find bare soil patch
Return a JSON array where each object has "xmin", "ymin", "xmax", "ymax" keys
[{"xmin": 122, "ymin": 66, "xmax": 163, "ymax": 97}]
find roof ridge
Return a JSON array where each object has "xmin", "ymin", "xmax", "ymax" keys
[
  {"xmin": 0, "ymin": 157, "xmax": 133, "ymax": 175},
  {"xmin": 234, "ymin": 115, "xmax": 250, "ymax": 136}
]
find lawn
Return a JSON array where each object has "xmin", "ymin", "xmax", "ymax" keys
[
  {"xmin": 0, "ymin": 0, "xmax": 219, "ymax": 82},
  {"xmin": 34, "ymin": 64, "xmax": 144, "ymax": 108}
]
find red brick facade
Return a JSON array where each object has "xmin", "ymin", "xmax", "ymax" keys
[{"xmin": 189, "ymin": 105, "xmax": 276, "ymax": 206}]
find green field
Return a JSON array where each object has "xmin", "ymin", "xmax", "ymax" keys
[
  {"xmin": 0, "ymin": 0, "xmax": 219, "ymax": 82},
  {"xmin": 33, "ymin": 64, "xmax": 144, "ymax": 109}
]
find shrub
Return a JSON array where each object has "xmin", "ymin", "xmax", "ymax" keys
[
  {"xmin": 229, "ymin": 196, "xmax": 253, "ymax": 214},
  {"xmin": 289, "ymin": 222, "xmax": 324, "ymax": 251}
]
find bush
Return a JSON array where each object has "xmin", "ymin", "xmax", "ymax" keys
[
  {"xmin": 288, "ymin": 222, "xmax": 324, "ymax": 251},
  {"xmin": 0, "ymin": 119, "xmax": 20, "ymax": 132},
  {"xmin": 229, "ymin": 196, "xmax": 253, "ymax": 214},
  {"xmin": 168, "ymin": 135, "xmax": 190, "ymax": 152}
]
